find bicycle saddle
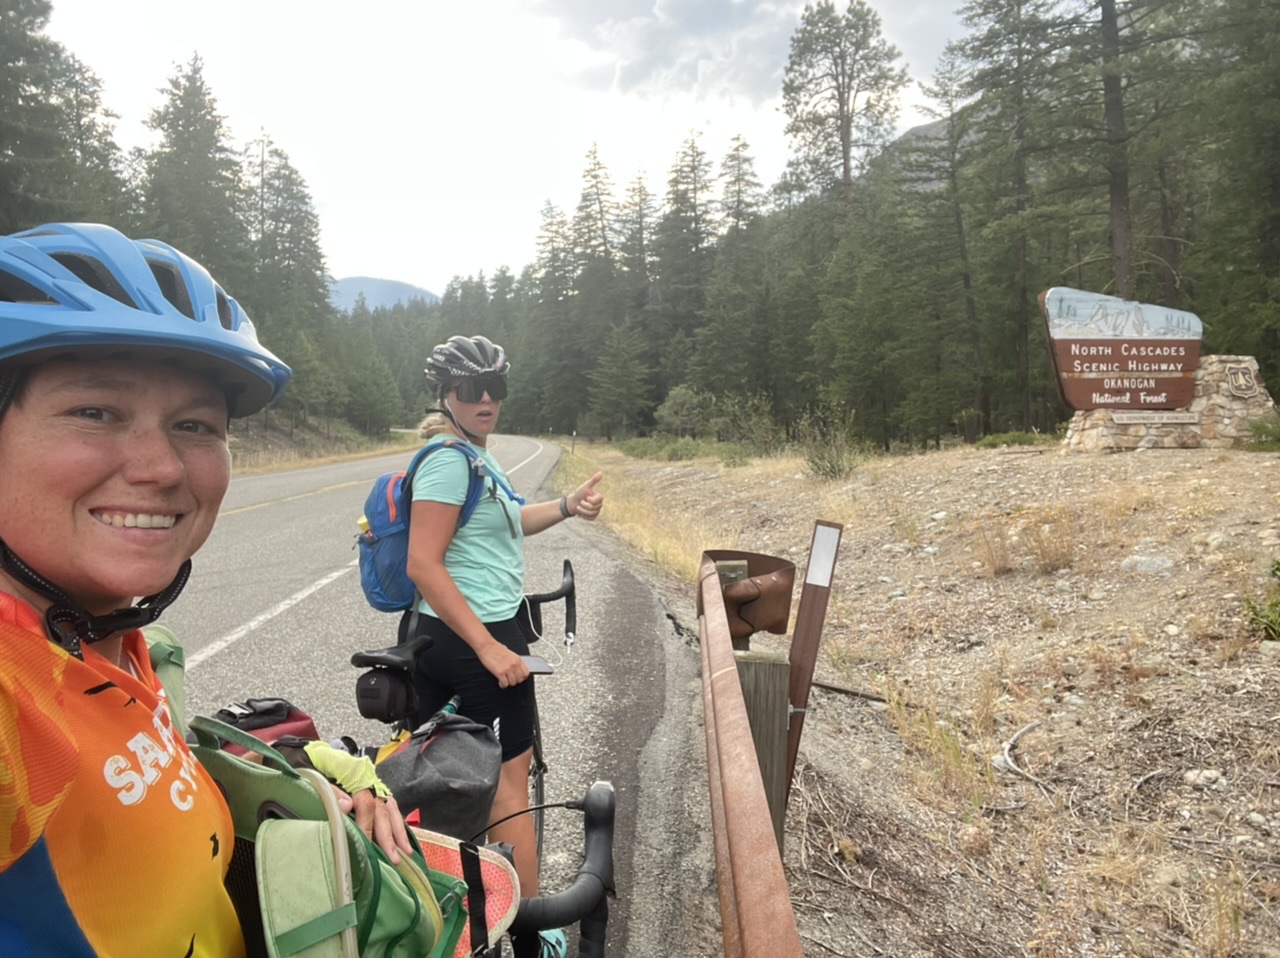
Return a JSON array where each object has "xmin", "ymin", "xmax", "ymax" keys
[{"xmin": 350, "ymin": 632, "xmax": 433, "ymax": 670}]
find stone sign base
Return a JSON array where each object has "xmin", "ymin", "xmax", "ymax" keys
[{"xmin": 1062, "ymin": 355, "xmax": 1276, "ymax": 452}]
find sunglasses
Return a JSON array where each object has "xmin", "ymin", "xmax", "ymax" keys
[{"xmin": 452, "ymin": 374, "xmax": 508, "ymax": 403}]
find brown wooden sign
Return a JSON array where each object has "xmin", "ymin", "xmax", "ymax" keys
[{"xmin": 1040, "ymin": 288, "xmax": 1203, "ymax": 411}]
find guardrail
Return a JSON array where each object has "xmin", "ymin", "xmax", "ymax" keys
[{"xmin": 698, "ymin": 554, "xmax": 804, "ymax": 958}]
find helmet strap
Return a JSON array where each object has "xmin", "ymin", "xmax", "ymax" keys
[
  {"xmin": 440, "ymin": 397, "xmax": 484, "ymax": 444},
  {"xmin": 0, "ymin": 540, "xmax": 191, "ymax": 659}
]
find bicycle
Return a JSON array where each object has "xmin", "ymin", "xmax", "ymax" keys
[
  {"xmin": 351, "ymin": 560, "xmax": 612, "ymax": 956},
  {"xmin": 512, "ymin": 558, "xmax": 576, "ymax": 865}
]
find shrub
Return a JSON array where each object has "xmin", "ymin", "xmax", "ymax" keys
[
  {"xmin": 616, "ymin": 436, "xmax": 668, "ymax": 459},
  {"xmin": 1248, "ymin": 411, "xmax": 1280, "ymax": 451},
  {"xmin": 658, "ymin": 436, "xmax": 702, "ymax": 461},
  {"xmin": 654, "ymin": 385, "xmax": 713, "ymax": 438},
  {"xmin": 1243, "ymin": 558, "xmax": 1280, "ymax": 641},
  {"xmin": 707, "ymin": 393, "xmax": 786, "ymax": 455},
  {"xmin": 796, "ymin": 406, "xmax": 860, "ymax": 480},
  {"xmin": 615, "ymin": 435, "xmax": 727, "ymax": 462}
]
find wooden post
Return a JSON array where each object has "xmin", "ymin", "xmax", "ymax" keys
[{"xmin": 735, "ymin": 649, "xmax": 790, "ymax": 851}]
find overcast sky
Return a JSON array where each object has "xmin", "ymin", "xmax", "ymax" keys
[{"xmin": 45, "ymin": 1, "xmax": 964, "ymax": 296}]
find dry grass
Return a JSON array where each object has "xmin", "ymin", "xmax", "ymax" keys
[
  {"xmin": 230, "ymin": 430, "xmax": 419, "ymax": 474},
  {"xmin": 567, "ymin": 439, "xmax": 1280, "ymax": 958},
  {"xmin": 975, "ymin": 518, "xmax": 1015, "ymax": 576},
  {"xmin": 1021, "ymin": 502, "xmax": 1077, "ymax": 573},
  {"xmin": 554, "ymin": 445, "xmax": 738, "ymax": 581}
]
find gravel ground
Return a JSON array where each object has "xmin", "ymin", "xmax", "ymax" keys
[{"xmin": 581, "ymin": 442, "xmax": 1280, "ymax": 958}]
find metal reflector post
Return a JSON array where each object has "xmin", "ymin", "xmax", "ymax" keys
[{"xmin": 785, "ymin": 520, "xmax": 844, "ymax": 799}]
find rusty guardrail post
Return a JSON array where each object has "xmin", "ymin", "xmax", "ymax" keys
[{"xmin": 698, "ymin": 553, "xmax": 804, "ymax": 958}]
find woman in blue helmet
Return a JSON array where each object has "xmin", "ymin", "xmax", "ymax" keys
[{"xmin": 0, "ymin": 224, "xmax": 410, "ymax": 957}]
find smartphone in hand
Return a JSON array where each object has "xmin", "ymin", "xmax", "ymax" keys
[{"xmin": 521, "ymin": 655, "xmax": 555, "ymax": 675}]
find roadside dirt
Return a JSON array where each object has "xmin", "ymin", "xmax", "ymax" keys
[{"xmin": 582, "ymin": 443, "xmax": 1280, "ymax": 958}]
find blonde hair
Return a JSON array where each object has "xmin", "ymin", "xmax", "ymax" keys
[{"xmin": 417, "ymin": 410, "xmax": 454, "ymax": 441}]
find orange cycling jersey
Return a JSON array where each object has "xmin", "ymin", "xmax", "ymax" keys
[{"xmin": 0, "ymin": 593, "xmax": 244, "ymax": 957}]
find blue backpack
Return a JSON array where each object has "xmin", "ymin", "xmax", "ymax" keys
[{"xmin": 357, "ymin": 439, "xmax": 523, "ymax": 612}]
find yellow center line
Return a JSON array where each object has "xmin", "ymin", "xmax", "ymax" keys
[{"xmin": 220, "ymin": 478, "xmax": 371, "ymax": 516}]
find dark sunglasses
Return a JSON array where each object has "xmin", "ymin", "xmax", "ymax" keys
[{"xmin": 452, "ymin": 374, "xmax": 508, "ymax": 403}]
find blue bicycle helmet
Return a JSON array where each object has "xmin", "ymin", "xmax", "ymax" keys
[
  {"xmin": 0, "ymin": 223, "xmax": 292, "ymax": 656},
  {"xmin": 0, "ymin": 222, "xmax": 290, "ymax": 417}
]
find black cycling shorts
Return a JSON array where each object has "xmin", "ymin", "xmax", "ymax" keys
[{"xmin": 406, "ymin": 612, "xmax": 536, "ymax": 763}]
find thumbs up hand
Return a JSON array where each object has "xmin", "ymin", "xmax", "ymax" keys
[{"xmin": 567, "ymin": 472, "xmax": 605, "ymax": 521}]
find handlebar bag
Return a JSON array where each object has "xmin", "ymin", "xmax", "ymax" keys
[
  {"xmin": 374, "ymin": 709, "xmax": 502, "ymax": 843},
  {"xmin": 188, "ymin": 715, "xmax": 468, "ymax": 958}
]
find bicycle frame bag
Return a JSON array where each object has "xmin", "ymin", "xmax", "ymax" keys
[
  {"xmin": 188, "ymin": 714, "xmax": 468, "ymax": 958},
  {"xmin": 374, "ymin": 708, "xmax": 502, "ymax": 842},
  {"xmin": 357, "ymin": 439, "xmax": 523, "ymax": 613}
]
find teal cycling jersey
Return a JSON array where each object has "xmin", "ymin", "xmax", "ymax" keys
[{"xmin": 411, "ymin": 439, "xmax": 524, "ymax": 622}]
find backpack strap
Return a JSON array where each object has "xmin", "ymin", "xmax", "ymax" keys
[
  {"xmin": 401, "ymin": 439, "xmax": 525, "ymax": 532},
  {"xmin": 143, "ymin": 624, "xmax": 187, "ymax": 736},
  {"xmin": 459, "ymin": 841, "xmax": 491, "ymax": 956}
]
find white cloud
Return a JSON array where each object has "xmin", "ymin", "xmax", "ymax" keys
[{"xmin": 44, "ymin": 0, "xmax": 961, "ymax": 295}]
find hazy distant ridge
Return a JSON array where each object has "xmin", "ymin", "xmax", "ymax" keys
[{"xmin": 329, "ymin": 276, "xmax": 440, "ymax": 312}]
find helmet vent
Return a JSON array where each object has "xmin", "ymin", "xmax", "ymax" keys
[
  {"xmin": 214, "ymin": 289, "xmax": 234, "ymax": 330},
  {"xmin": 147, "ymin": 260, "xmax": 196, "ymax": 319},
  {"xmin": 0, "ymin": 271, "xmax": 55, "ymax": 304},
  {"xmin": 49, "ymin": 253, "xmax": 136, "ymax": 308}
]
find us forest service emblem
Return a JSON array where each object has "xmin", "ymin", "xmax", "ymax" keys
[{"xmin": 1227, "ymin": 365, "xmax": 1258, "ymax": 398}]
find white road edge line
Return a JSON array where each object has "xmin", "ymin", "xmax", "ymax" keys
[
  {"xmin": 186, "ymin": 560, "xmax": 357, "ymax": 671},
  {"xmin": 505, "ymin": 439, "xmax": 542, "ymax": 475}
]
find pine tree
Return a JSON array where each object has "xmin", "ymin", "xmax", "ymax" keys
[
  {"xmin": 689, "ymin": 137, "xmax": 770, "ymax": 401},
  {"xmin": 1185, "ymin": 0, "xmax": 1280, "ymax": 377},
  {"xmin": 570, "ymin": 144, "xmax": 625, "ymax": 393},
  {"xmin": 717, "ymin": 134, "xmax": 763, "ymax": 234},
  {"xmin": 651, "ymin": 133, "xmax": 717, "ymax": 394},
  {"xmin": 141, "ymin": 55, "xmax": 250, "ymax": 289},
  {"xmin": 572, "ymin": 144, "xmax": 616, "ymax": 265},
  {"xmin": 527, "ymin": 202, "xmax": 581, "ymax": 431},
  {"xmin": 0, "ymin": 0, "xmax": 70, "ymax": 230},
  {"xmin": 42, "ymin": 53, "xmax": 133, "ymax": 224},
  {"xmin": 956, "ymin": 0, "xmax": 1064, "ymax": 429},
  {"xmin": 905, "ymin": 45, "xmax": 992, "ymax": 434},
  {"xmin": 587, "ymin": 322, "xmax": 653, "ymax": 439},
  {"xmin": 615, "ymin": 174, "xmax": 657, "ymax": 318},
  {"xmin": 782, "ymin": 0, "xmax": 910, "ymax": 200},
  {"xmin": 242, "ymin": 135, "xmax": 330, "ymax": 329}
]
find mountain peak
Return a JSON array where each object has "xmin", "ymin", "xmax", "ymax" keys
[{"xmin": 329, "ymin": 276, "xmax": 440, "ymax": 312}]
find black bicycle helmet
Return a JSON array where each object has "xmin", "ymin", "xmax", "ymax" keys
[{"xmin": 423, "ymin": 335, "xmax": 509, "ymax": 398}]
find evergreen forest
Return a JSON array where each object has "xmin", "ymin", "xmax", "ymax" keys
[{"xmin": 3, "ymin": 0, "xmax": 1277, "ymax": 449}]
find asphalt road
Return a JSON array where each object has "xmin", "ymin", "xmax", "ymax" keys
[{"xmin": 169, "ymin": 435, "xmax": 717, "ymax": 957}]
